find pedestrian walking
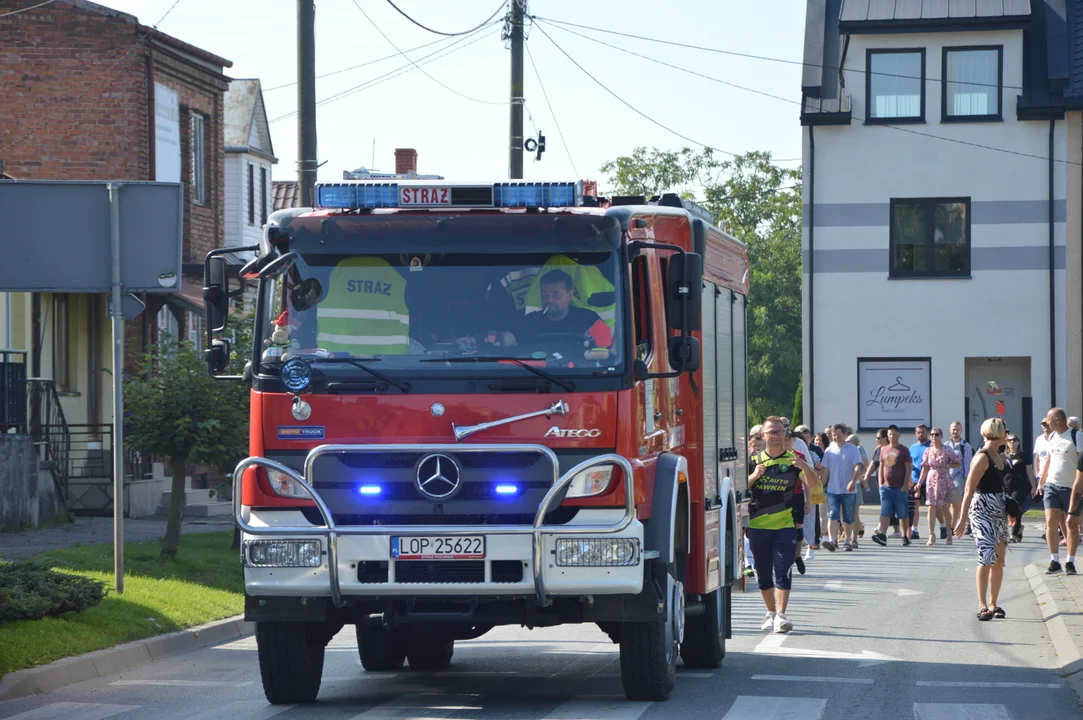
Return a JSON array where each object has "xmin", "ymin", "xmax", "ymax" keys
[
  {"xmin": 1038, "ymin": 407, "xmax": 1083, "ymax": 574},
  {"xmin": 945, "ymin": 421, "xmax": 974, "ymax": 539},
  {"xmin": 748, "ymin": 417, "xmax": 816, "ymax": 634},
  {"xmin": 1003, "ymin": 432, "xmax": 1035, "ymax": 542},
  {"xmin": 909, "ymin": 425, "xmax": 932, "ymax": 540},
  {"xmin": 871, "ymin": 425, "xmax": 914, "ymax": 546},
  {"xmin": 915, "ymin": 427, "xmax": 961, "ymax": 546},
  {"xmin": 821, "ymin": 423, "xmax": 866, "ymax": 552},
  {"xmin": 954, "ymin": 417, "xmax": 1010, "ymax": 621},
  {"xmin": 783, "ymin": 429, "xmax": 811, "ymax": 575},
  {"xmin": 847, "ymin": 434, "xmax": 871, "ymax": 543}
]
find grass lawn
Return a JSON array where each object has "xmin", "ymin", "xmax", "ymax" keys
[{"xmin": 0, "ymin": 531, "xmax": 242, "ymax": 678}]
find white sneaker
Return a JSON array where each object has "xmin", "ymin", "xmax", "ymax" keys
[
  {"xmin": 804, "ymin": 548, "xmax": 815, "ymax": 561},
  {"xmin": 774, "ymin": 613, "xmax": 793, "ymax": 634},
  {"xmin": 760, "ymin": 611, "xmax": 776, "ymax": 631},
  {"xmin": 889, "ymin": 531, "xmax": 903, "ymax": 539}
]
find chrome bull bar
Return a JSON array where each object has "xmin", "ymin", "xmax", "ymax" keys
[{"xmin": 233, "ymin": 444, "xmax": 637, "ymax": 608}]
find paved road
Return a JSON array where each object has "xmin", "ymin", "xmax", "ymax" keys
[{"xmin": 1, "ymin": 523, "xmax": 1080, "ymax": 719}]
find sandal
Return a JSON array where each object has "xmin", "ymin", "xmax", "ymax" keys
[
  {"xmin": 978, "ymin": 607, "xmax": 994, "ymax": 621},
  {"xmin": 993, "ymin": 606, "xmax": 1006, "ymax": 619}
]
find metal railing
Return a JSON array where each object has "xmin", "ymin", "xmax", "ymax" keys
[
  {"xmin": 233, "ymin": 444, "xmax": 637, "ymax": 609},
  {"xmin": 0, "ymin": 349, "xmax": 28, "ymax": 433},
  {"xmin": 28, "ymin": 378, "xmax": 71, "ymax": 495}
]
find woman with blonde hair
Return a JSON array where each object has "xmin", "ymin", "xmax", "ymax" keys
[{"xmin": 955, "ymin": 417, "xmax": 1010, "ymax": 621}]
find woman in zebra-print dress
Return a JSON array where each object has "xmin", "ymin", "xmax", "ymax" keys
[{"xmin": 954, "ymin": 417, "xmax": 1010, "ymax": 621}]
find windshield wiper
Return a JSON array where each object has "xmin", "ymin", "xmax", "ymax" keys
[
  {"xmin": 306, "ymin": 356, "xmax": 412, "ymax": 393},
  {"xmin": 421, "ymin": 356, "xmax": 575, "ymax": 392}
]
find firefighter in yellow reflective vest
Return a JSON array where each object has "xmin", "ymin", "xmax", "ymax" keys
[
  {"xmin": 315, "ymin": 257, "xmax": 410, "ymax": 355},
  {"xmin": 522, "ymin": 254, "xmax": 616, "ymax": 332}
]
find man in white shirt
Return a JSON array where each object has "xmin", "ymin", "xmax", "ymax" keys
[
  {"xmin": 945, "ymin": 421, "xmax": 973, "ymax": 539},
  {"xmin": 820, "ymin": 423, "xmax": 866, "ymax": 552},
  {"xmin": 1039, "ymin": 408, "xmax": 1083, "ymax": 575}
]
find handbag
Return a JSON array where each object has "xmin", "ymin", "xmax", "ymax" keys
[{"xmin": 808, "ymin": 478, "xmax": 827, "ymax": 505}]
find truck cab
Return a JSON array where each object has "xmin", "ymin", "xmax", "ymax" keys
[{"xmin": 204, "ymin": 180, "xmax": 750, "ymax": 704}]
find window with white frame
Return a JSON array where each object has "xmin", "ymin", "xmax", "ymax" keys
[
  {"xmin": 943, "ymin": 47, "xmax": 1002, "ymax": 121},
  {"xmin": 247, "ymin": 163, "xmax": 255, "ymax": 225},
  {"xmin": 866, "ymin": 49, "xmax": 925, "ymax": 122},
  {"xmin": 191, "ymin": 113, "xmax": 206, "ymax": 205}
]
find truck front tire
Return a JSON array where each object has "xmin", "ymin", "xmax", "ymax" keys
[
  {"xmin": 619, "ymin": 559, "xmax": 681, "ymax": 701},
  {"xmin": 255, "ymin": 621, "xmax": 325, "ymax": 704},
  {"xmin": 679, "ymin": 584, "xmax": 726, "ymax": 667},
  {"xmin": 357, "ymin": 625, "xmax": 407, "ymax": 671}
]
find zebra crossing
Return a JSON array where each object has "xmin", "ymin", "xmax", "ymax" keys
[{"xmin": 0, "ymin": 695, "xmax": 1047, "ymax": 720}]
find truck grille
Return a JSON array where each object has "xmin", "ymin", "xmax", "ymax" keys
[{"xmin": 396, "ymin": 561, "xmax": 484, "ymax": 584}]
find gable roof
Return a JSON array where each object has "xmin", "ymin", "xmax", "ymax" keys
[
  {"xmin": 273, "ymin": 181, "xmax": 299, "ymax": 211},
  {"xmin": 839, "ymin": 0, "xmax": 1032, "ymax": 32},
  {"xmin": 224, "ymin": 79, "xmax": 276, "ymax": 162}
]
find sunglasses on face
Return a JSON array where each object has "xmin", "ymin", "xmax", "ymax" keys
[{"xmin": 931, "ymin": 432, "xmax": 942, "ymax": 437}]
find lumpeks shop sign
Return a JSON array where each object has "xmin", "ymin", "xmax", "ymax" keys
[{"xmin": 857, "ymin": 358, "xmax": 932, "ymax": 431}]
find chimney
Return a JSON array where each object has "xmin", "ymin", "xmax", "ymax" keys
[{"xmin": 395, "ymin": 148, "xmax": 418, "ymax": 176}]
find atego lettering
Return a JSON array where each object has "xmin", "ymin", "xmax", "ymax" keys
[{"xmin": 544, "ymin": 427, "xmax": 602, "ymax": 438}]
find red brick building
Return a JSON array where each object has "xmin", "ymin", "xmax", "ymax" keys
[{"xmin": 0, "ymin": 0, "xmax": 230, "ymax": 438}]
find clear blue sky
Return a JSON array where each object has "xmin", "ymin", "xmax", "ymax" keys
[{"xmin": 99, "ymin": 0, "xmax": 807, "ymax": 186}]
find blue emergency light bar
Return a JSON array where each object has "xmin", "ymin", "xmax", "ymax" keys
[{"xmin": 314, "ymin": 181, "xmax": 583, "ymax": 211}]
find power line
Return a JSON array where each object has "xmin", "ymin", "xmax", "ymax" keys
[
  {"xmin": 350, "ymin": 0, "xmax": 508, "ymax": 106},
  {"xmin": 268, "ymin": 27, "xmax": 497, "ymax": 124},
  {"xmin": 263, "ymin": 36, "xmax": 449, "ymax": 93},
  {"xmin": 384, "ymin": 0, "xmax": 507, "ymax": 37},
  {"xmin": 532, "ymin": 22, "xmax": 795, "ymax": 162},
  {"xmin": 524, "ymin": 40, "xmax": 578, "ymax": 178},
  {"xmin": 1, "ymin": 0, "xmax": 183, "ymax": 154},
  {"xmin": 0, "ymin": 0, "xmax": 57, "ymax": 18},
  {"xmin": 537, "ymin": 18, "xmax": 1081, "ymax": 167},
  {"xmin": 533, "ymin": 15, "xmax": 1019, "ymax": 93}
]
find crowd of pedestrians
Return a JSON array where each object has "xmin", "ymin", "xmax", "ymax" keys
[{"xmin": 742, "ymin": 407, "xmax": 1083, "ymax": 631}]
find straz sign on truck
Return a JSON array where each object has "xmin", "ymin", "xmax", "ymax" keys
[{"xmin": 203, "ymin": 180, "xmax": 750, "ymax": 706}]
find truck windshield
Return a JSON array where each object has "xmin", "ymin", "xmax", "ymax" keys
[{"xmin": 258, "ymin": 244, "xmax": 625, "ymax": 378}]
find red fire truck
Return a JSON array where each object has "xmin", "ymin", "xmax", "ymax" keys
[{"xmin": 203, "ymin": 180, "xmax": 750, "ymax": 704}]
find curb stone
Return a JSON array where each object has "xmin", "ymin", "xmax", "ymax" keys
[
  {"xmin": 1024, "ymin": 562, "xmax": 1083, "ymax": 702},
  {"xmin": 0, "ymin": 614, "xmax": 254, "ymax": 702}
]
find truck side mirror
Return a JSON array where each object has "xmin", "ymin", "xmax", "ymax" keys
[
  {"xmin": 633, "ymin": 359, "xmax": 650, "ymax": 382},
  {"xmin": 665, "ymin": 252, "xmax": 703, "ymax": 331},
  {"xmin": 668, "ymin": 335, "xmax": 701, "ymax": 373},
  {"xmin": 204, "ymin": 256, "xmax": 228, "ymax": 333},
  {"xmin": 205, "ymin": 338, "xmax": 231, "ymax": 374},
  {"xmin": 259, "ymin": 251, "xmax": 298, "ymax": 279}
]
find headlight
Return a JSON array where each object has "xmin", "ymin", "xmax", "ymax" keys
[
  {"xmin": 244, "ymin": 540, "xmax": 322, "ymax": 567},
  {"xmin": 555, "ymin": 538, "xmax": 639, "ymax": 566},
  {"xmin": 266, "ymin": 468, "xmax": 310, "ymax": 499},
  {"xmin": 565, "ymin": 465, "xmax": 614, "ymax": 498}
]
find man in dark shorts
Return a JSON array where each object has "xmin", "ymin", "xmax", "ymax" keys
[{"xmin": 748, "ymin": 417, "xmax": 816, "ymax": 634}]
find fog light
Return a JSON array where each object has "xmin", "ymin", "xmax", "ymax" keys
[
  {"xmin": 244, "ymin": 540, "xmax": 322, "ymax": 568},
  {"xmin": 555, "ymin": 538, "xmax": 639, "ymax": 567}
]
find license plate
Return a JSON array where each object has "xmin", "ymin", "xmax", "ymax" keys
[{"xmin": 391, "ymin": 536, "xmax": 485, "ymax": 560}]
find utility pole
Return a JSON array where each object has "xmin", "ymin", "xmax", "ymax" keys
[
  {"xmin": 298, "ymin": 0, "xmax": 317, "ymax": 206},
  {"xmin": 508, "ymin": 0, "xmax": 525, "ymax": 179}
]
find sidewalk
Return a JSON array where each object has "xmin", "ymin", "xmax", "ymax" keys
[
  {"xmin": 1027, "ymin": 554, "xmax": 1083, "ymax": 700},
  {"xmin": 0, "ymin": 515, "xmax": 235, "ymax": 561}
]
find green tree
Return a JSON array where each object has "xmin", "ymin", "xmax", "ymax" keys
[
  {"xmin": 124, "ymin": 331, "xmax": 249, "ymax": 558},
  {"xmin": 601, "ymin": 147, "xmax": 803, "ymax": 426}
]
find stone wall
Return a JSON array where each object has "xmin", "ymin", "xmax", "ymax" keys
[{"xmin": 0, "ymin": 435, "xmax": 66, "ymax": 531}]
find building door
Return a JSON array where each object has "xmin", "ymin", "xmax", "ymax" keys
[{"xmin": 965, "ymin": 358, "xmax": 1030, "ymax": 444}]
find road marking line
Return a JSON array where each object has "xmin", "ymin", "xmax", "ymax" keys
[
  {"xmin": 916, "ymin": 681, "xmax": 1064, "ymax": 689},
  {"xmin": 109, "ymin": 680, "xmax": 252, "ymax": 687},
  {"xmin": 722, "ymin": 696, "xmax": 826, "ymax": 720},
  {"xmin": 183, "ymin": 701, "xmax": 295, "ymax": 720},
  {"xmin": 750, "ymin": 674, "xmax": 873, "ymax": 685},
  {"xmin": 540, "ymin": 696, "xmax": 654, "ymax": 719},
  {"xmin": 913, "ymin": 703, "xmax": 1011, "ymax": 720},
  {"xmin": 347, "ymin": 693, "xmax": 483, "ymax": 719},
  {"xmin": 1, "ymin": 703, "xmax": 140, "ymax": 720}
]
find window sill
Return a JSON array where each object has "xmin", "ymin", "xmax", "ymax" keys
[
  {"xmin": 865, "ymin": 117, "xmax": 926, "ymax": 125},
  {"xmin": 942, "ymin": 114, "xmax": 1002, "ymax": 124},
  {"xmin": 887, "ymin": 273, "xmax": 972, "ymax": 280}
]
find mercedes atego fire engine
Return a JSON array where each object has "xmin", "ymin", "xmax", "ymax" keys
[{"xmin": 203, "ymin": 179, "xmax": 750, "ymax": 704}]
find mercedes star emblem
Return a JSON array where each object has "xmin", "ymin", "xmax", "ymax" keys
[{"xmin": 416, "ymin": 454, "xmax": 461, "ymax": 499}]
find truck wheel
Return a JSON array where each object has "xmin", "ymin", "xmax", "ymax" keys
[
  {"xmin": 619, "ymin": 560, "xmax": 682, "ymax": 701},
  {"xmin": 679, "ymin": 584, "xmax": 726, "ymax": 668},
  {"xmin": 255, "ymin": 621, "xmax": 325, "ymax": 704},
  {"xmin": 406, "ymin": 638, "xmax": 455, "ymax": 670},
  {"xmin": 356, "ymin": 625, "xmax": 406, "ymax": 671}
]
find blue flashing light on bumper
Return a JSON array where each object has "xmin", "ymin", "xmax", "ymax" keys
[
  {"xmin": 494, "ymin": 484, "xmax": 520, "ymax": 496},
  {"xmin": 358, "ymin": 485, "xmax": 382, "ymax": 496}
]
